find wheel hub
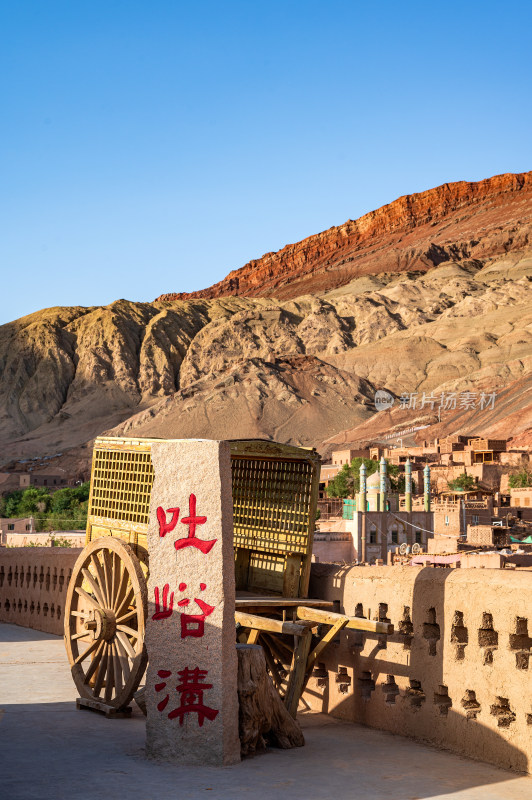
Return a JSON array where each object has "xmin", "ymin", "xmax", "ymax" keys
[{"xmin": 85, "ymin": 607, "xmax": 116, "ymax": 642}]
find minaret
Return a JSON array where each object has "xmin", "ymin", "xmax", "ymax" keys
[
  {"xmin": 379, "ymin": 456, "xmax": 388, "ymax": 512},
  {"xmin": 424, "ymin": 464, "xmax": 431, "ymax": 512},
  {"xmin": 359, "ymin": 462, "xmax": 367, "ymax": 512},
  {"xmin": 359, "ymin": 462, "xmax": 367, "ymax": 563},
  {"xmin": 405, "ymin": 458, "xmax": 412, "ymax": 512}
]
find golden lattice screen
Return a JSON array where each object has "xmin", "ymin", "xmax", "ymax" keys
[
  {"xmin": 90, "ymin": 448, "xmax": 154, "ymax": 525},
  {"xmin": 231, "ymin": 457, "xmax": 313, "ymax": 555}
]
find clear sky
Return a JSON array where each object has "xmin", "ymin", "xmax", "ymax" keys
[{"xmin": 1, "ymin": 1, "xmax": 531, "ymax": 324}]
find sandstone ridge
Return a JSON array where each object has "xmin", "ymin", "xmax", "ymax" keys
[
  {"xmin": 1, "ymin": 172, "xmax": 531, "ymax": 475},
  {"xmin": 157, "ymin": 171, "xmax": 532, "ymax": 301}
]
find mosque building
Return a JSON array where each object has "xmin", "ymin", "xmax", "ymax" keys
[{"xmin": 342, "ymin": 458, "xmax": 434, "ymax": 563}]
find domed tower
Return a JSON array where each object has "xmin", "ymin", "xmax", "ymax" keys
[
  {"xmin": 424, "ymin": 464, "xmax": 431, "ymax": 512},
  {"xmin": 379, "ymin": 456, "xmax": 388, "ymax": 512},
  {"xmin": 358, "ymin": 462, "xmax": 367, "ymax": 512},
  {"xmin": 405, "ymin": 458, "xmax": 412, "ymax": 513}
]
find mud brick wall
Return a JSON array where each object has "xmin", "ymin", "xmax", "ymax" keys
[
  {"xmin": 0, "ymin": 548, "xmax": 82, "ymax": 635},
  {"xmin": 305, "ymin": 564, "xmax": 532, "ymax": 773}
]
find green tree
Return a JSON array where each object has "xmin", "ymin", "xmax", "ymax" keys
[
  {"xmin": 3, "ymin": 490, "xmax": 23, "ymax": 517},
  {"xmin": 447, "ymin": 473, "xmax": 475, "ymax": 492},
  {"xmin": 72, "ymin": 482, "xmax": 90, "ymax": 502},
  {"xmin": 18, "ymin": 487, "xmax": 51, "ymax": 515},
  {"xmin": 326, "ymin": 464, "xmax": 354, "ymax": 498},
  {"xmin": 51, "ymin": 488, "xmax": 76, "ymax": 513},
  {"xmin": 327, "ymin": 458, "xmax": 405, "ymax": 499},
  {"xmin": 390, "ymin": 472, "xmax": 417, "ymax": 493},
  {"xmin": 508, "ymin": 469, "xmax": 532, "ymax": 489}
]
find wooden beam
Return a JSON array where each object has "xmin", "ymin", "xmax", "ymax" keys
[
  {"xmin": 296, "ymin": 606, "xmax": 394, "ymax": 635},
  {"xmin": 306, "ymin": 617, "xmax": 349, "ymax": 673},
  {"xmin": 284, "ymin": 629, "xmax": 312, "ymax": 718},
  {"xmin": 235, "ymin": 597, "xmax": 335, "ymax": 609},
  {"xmin": 282, "ymin": 554, "xmax": 302, "ymax": 598},
  {"xmin": 247, "ymin": 628, "xmax": 261, "ymax": 645},
  {"xmin": 235, "ymin": 611, "xmax": 309, "ymax": 637}
]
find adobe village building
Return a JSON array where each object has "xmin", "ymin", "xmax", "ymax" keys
[{"xmin": 2, "ymin": 437, "xmax": 532, "ymax": 778}]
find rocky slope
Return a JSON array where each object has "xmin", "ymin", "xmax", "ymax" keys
[
  {"xmin": 158, "ymin": 171, "xmax": 532, "ymax": 301},
  {"xmin": 1, "ymin": 173, "xmax": 531, "ymax": 475}
]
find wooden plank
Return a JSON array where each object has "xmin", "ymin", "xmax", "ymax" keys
[
  {"xmin": 296, "ymin": 606, "xmax": 394, "ymax": 635},
  {"xmin": 284, "ymin": 629, "xmax": 312, "ymax": 718},
  {"xmin": 306, "ymin": 617, "xmax": 349, "ymax": 672},
  {"xmin": 235, "ymin": 611, "xmax": 308, "ymax": 637},
  {"xmin": 229, "ymin": 440, "xmax": 320, "ymax": 462},
  {"xmin": 76, "ymin": 697, "xmax": 132, "ymax": 718},
  {"xmin": 247, "ymin": 628, "xmax": 261, "ymax": 645},
  {"xmin": 234, "ymin": 548, "xmax": 251, "ymax": 591},
  {"xmin": 235, "ymin": 596, "xmax": 334, "ymax": 609},
  {"xmin": 282, "ymin": 554, "xmax": 302, "ymax": 598}
]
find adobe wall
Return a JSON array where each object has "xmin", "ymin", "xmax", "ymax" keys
[
  {"xmin": 312, "ymin": 533, "xmax": 354, "ymax": 563},
  {"xmin": 0, "ymin": 548, "xmax": 82, "ymax": 635},
  {"xmin": 305, "ymin": 563, "xmax": 532, "ymax": 773}
]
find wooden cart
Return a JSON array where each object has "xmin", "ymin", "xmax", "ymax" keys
[{"xmin": 64, "ymin": 436, "xmax": 392, "ymax": 716}]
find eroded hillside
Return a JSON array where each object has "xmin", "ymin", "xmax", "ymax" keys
[{"xmin": 1, "ymin": 245, "xmax": 531, "ymax": 471}]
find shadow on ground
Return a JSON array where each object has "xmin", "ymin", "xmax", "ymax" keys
[{"xmin": 1, "ymin": 622, "xmax": 531, "ymax": 800}]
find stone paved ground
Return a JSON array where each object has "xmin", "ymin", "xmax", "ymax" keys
[{"xmin": 1, "ymin": 622, "xmax": 531, "ymax": 800}]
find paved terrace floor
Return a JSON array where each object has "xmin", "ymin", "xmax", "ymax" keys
[{"xmin": 1, "ymin": 623, "xmax": 531, "ymax": 800}]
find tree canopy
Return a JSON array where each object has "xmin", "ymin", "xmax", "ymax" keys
[
  {"xmin": 508, "ymin": 469, "xmax": 532, "ymax": 489},
  {"xmin": 326, "ymin": 457, "xmax": 409, "ymax": 499},
  {"xmin": 447, "ymin": 473, "xmax": 476, "ymax": 492},
  {"xmin": 0, "ymin": 483, "xmax": 90, "ymax": 531}
]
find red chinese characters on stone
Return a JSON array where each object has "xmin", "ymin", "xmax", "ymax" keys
[
  {"xmin": 177, "ymin": 582, "xmax": 215, "ymax": 638},
  {"xmin": 156, "ymin": 507, "xmax": 179, "ymax": 537},
  {"xmin": 152, "ymin": 584, "xmax": 174, "ymax": 620},
  {"xmin": 176, "ymin": 494, "xmax": 216, "ymax": 553},
  {"xmin": 156, "ymin": 494, "xmax": 217, "ymax": 554},
  {"xmin": 155, "ymin": 667, "xmax": 219, "ymax": 726},
  {"xmin": 155, "ymin": 669, "xmax": 172, "ymax": 712},
  {"xmin": 151, "ymin": 582, "xmax": 216, "ymax": 638}
]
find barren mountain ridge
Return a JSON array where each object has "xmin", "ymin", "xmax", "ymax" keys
[{"xmin": 1, "ymin": 171, "xmax": 531, "ymax": 475}]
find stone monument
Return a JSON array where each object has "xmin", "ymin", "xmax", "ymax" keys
[{"xmin": 145, "ymin": 439, "xmax": 240, "ymax": 766}]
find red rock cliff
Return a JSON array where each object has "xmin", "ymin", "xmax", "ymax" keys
[{"xmin": 157, "ymin": 171, "xmax": 532, "ymax": 301}]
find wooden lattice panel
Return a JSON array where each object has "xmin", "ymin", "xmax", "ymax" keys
[
  {"xmin": 90, "ymin": 447, "xmax": 154, "ymax": 526},
  {"xmin": 232, "ymin": 457, "xmax": 313, "ymax": 555}
]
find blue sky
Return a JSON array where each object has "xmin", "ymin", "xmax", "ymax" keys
[{"xmin": 1, "ymin": 1, "xmax": 531, "ymax": 324}]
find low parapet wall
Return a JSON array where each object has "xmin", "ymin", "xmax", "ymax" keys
[
  {"xmin": 305, "ymin": 563, "xmax": 532, "ymax": 773},
  {"xmin": 0, "ymin": 548, "xmax": 82, "ymax": 635},
  {"xmin": 2, "ymin": 548, "xmax": 531, "ymax": 773}
]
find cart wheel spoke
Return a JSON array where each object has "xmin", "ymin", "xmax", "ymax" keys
[
  {"xmin": 102, "ymin": 550, "xmax": 114, "ymax": 610},
  {"xmin": 72, "ymin": 638, "xmax": 100, "ymax": 667},
  {"xmin": 116, "ymin": 624, "xmax": 139, "ymax": 639},
  {"xmin": 94, "ymin": 646, "xmax": 109, "ymax": 697},
  {"xmin": 81, "ymin": 568, "xmax": 106, "ymax": 608},
  {"xmin": 85, "ymin": 641, "xmax": 105, "ymax": 683},
  {"xmin": 90, "ymin": 553, "xmax": 109, "ymax": 606},
  {"xmin": 74, "ymin": 586, "xmax": 99, "ymax": 608},
  {"xmin": 116, "ymin": 630, "xmax": 136, "ymax": 659},
  {"xmin": 105, "ymin": 644, "xmax": 115, "ymax": 704},
  {"xmin": 115, "ymin": 586, "xmax": 134, "ymax": 619},
  {"xmin": 116, "ymin": 609, "xmax": 137, "ymax": 625}
]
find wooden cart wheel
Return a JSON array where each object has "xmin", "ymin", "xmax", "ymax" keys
[
  {"xmin": 64, "ymin": 537, "xmax": 148, "ymax": 710},
  {"xmin": 247, "ymin": 631, "xmax": 294, "ymax": 701}
]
